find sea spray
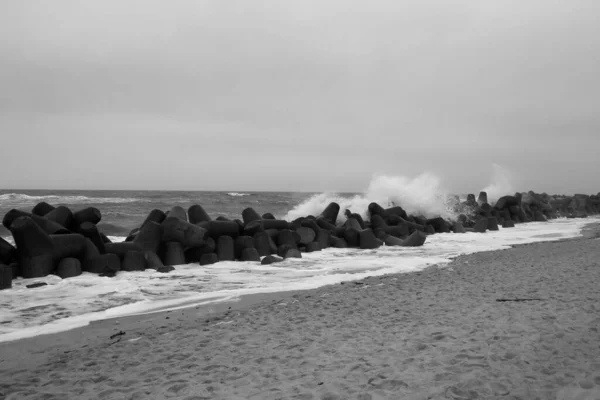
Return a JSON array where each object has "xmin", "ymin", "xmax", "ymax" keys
[
  {"xmin": 284, "ymin": 173, "xmax": 460, "ymax": 222},
  {"xmin": 481, "ymin": 164, "xmax": 514, "ymax": 205}
]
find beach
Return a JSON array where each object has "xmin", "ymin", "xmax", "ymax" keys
[{"xmin": 0, "ymin": 225, "xmax": 599, "ymax": 399}]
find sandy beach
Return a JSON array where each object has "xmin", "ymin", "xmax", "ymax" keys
[{"xmin": 1, "ymin": 226, "xmax": 600, "ymax": 400}]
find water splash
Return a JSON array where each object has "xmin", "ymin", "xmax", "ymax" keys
[
  {"xmin": 285, "ymin": 172, "xmax": 459, "ymax": 222},
  {"xmin": 481, "ymin": 164, "xmax": 514, "ymax": 205}
]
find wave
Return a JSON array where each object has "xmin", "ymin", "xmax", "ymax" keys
[
  {"xmin": 284, "ymin": 173, "xmax": 460, "ymax": 223},
  {"xmin": 227, "ymin": 192, "xmax": 251, "ymax": 197},
  {"xmin": 0, "ymin": 193, "xmax": 140, "ymax": 204}
]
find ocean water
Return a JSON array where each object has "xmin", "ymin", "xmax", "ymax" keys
[
  {"xmin": 0, "ymin": 189, "xmax": 596, "ymax": 343},
  {"xmin": 0, "ymin": 190, "xmax": 321, "ymax": 240}
]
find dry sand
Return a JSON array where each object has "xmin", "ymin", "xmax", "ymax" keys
[{"xmin": 1, "ymin": 226, "xmax": 600, "ymax": 400}]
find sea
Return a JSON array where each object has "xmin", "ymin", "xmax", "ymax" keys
[{"xmin": 0, "ymin": 188, "xmax": 596, "ymax": 343}]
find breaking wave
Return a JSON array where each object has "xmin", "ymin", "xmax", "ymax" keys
[
  {"xmin": 481, "ymin": 164, "xmax": 513, "ymax": 205},
  {"xmin": 285, "ymin": 167, "xmax": 516, "ymax": 223},
  {"xmin": 227, "ymin": 192, "xmax": 251, "ymax": 197},
  {"xmin": 284, "ymin": 173, "xmax": 459, "ymax": 223}
]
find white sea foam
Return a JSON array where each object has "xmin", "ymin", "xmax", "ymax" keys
[{"xmin": 0, "ymin": 217, "xmax": 594, "ymax": 343}]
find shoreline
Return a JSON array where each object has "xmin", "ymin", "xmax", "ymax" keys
[
  {"xmin": 1, "ymin": 222, "xmax": 600, "ymax": 398},
  {"xmin": 1, "ymin": 218, "xmax": 595, "ymax": 346}
]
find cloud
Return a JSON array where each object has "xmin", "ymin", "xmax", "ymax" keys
[{"xmin": 1, "ymin": 0, "xmax": 599, "ymax": 192}]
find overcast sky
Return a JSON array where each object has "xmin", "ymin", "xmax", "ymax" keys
[{"xmin": 1, "ymin": 1, "xmax": 599, "ymax": 194}]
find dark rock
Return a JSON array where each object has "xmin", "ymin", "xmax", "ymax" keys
[
  {"xmin": 32, "ymin": 201, "xmax": 55, "ymax": 216},
  {"xmin": 315, "ymin": 229, "xmax": 331, "ymax": 249},
  {"xmin": 83, "ymin": 253, "xmax": 121, "ymax": 274},
  {"xmin": 56, "ymin": 258, "xmax": 82, "ymax": 279},
  {"xmin": 141, "ymin": 209, "xmax": 167, "ymax": 228},
  {"xmin": 368, "ymin": 202, "xmax": 387, "ymax": 219},
  {"xmin": 45, "ymin": 206, "xmax": 74, "ymax": 229},
  {"xmin": 316, "ymin": 217, "xmax": 337, "ymax": 231},
  {"xmin": 216, "ymin": 235, "xmax": 235, "ymax": 261},
  {"xmin": 383, "ymin": 235, "xmax": 404, "ymax": 246},
  {"xmin": 300, "ymin": 218, "xmax": 321, "ymax": 233},
  {"xmin": 261, "ymin": 219, "xmax": 289, "ymax": 230},
  {"xmin": 83, "ymin": 238, "xmax": 100, "ymax": 260},
  {"xmin": 161, "ymin": 217, "xmax": 207, "ymax": 248},
  {"xmin": 277, "ymin": 244, "xmax": 295, "ymax": 258},
  {"xmin": 188, "ymin": 204, "xmax": 211, "ymax": 224},
  {"xmin": 319, "ymin": 202, "xmax": 340, "ymax": 225},
  {"xmin": 344, "ymin": 210, "xmax": 366, "ymax": 229},
  {"xmin": 494, "ymin": 196, "xmax": 519, "ymax": 210},
  {"xmin": 401, "ymin": 231, "xmax": 427, "ymax": 247},
  {"xmin": 184, "ymin": 237, "xmax": 216, "ymax": 263},
  {"xmin": 533, "ymin": 210, "xmax": 547, "ymax": 222},
  {"xmin": 73, "ymin": 207, "xmax": 101, "ymax": 226},
  {"xmin": 305, "ymin": 242, "xmax": 322, "ymax": 252},
  {"xmin": 261, "ymin": 255, "xmax": 283, "ymax": 265},
  {"xmin": 30, "ymin": 214, "xmax": 70, "ymax": 235},
  {"xmin": 243, "ymin": 220, "xmax": 264, "ymax": 236},
  {"xmin": 425, "ymin": 225, "xmax": 435, "ymax": 235},
  {"xmin": 0, "ymin": 264, "xmax": 11, "ymax": 290},
  {"xmin": 163, "ymin": 242, "xmax": 186, "ymax": 266},
  {"xmin": 502, "ymin": 220, "xmax": 515, "ymax": 228},
  {"xmin": 235, "ymin": 236, "xmax": 255, "ymax": 259},
  {"xmin": 144, "ymin": 251, "xmax": 164, "ymax": 270},
  {"xmin": 296, "ymin": 227, "xmax": 316, "ymax": 246},
  {"xmin": 452, "ymin": 222, "xmax": 466, "ymax": 233},
  {"xmin": 344, "ymin": 218, "xmax": 363, "ymax": 231},
  {"xmin": 473, "ymin": 219, "xmax": 488, "ymax": 233},
  {"xmin": 253, "ymin": 231, "xmax": 272, "ymax": 257},
  {"xmin": 198, "ymin": 220, "xmax": 240, "ymax": 240},
  {"xmin": 132, "ymin": 221, "xmax": 162, "ymax": 253},
  {"xmin": 199, "ymin": 253, "xmax": 219, "ymax": 265},
  {"xmin": 9, "ymin": 216, "xmax": 54, "ymax": 278},
  {"xmin": 166, "ymin": 206, "xmax": 187, "ymax": 221},
  {"xmin": 0, "ymin": 237, "xmax": 16, "ymax": 265},
  {"xmin": 359, "ymin": 229, "xmax": 382, "ymax": 249},
  {"xmin": 100, "ymin": 232, "xmax": 112, "ymax": 244},
  {"xmin": 277, "ymin": 230, "xmax": 298, "ymax": 248},
  {"xmin": 157, "ymin": 266, "xmax": 176, "ymax": 273},
  {"xmin": 50, "ymin": 233, "xmax": 87, "ymax": 261},
  {"xmin": 283, "ymin": 248, "xmax": 302, "ymax": 259},
  {"xmin": 104, "ymin": 242, "xmax": 142, "ymax": 260},
  {"xmin": 426, "ymin": 217, "xmax": 450, "ymax": 233},
  {"xmin": 385, "ymin": 206, "xmax": 408, "ymax": 220},
  {"xmin": 477, "ymin": 191, "xmax": 488, "ymax": 205},
  {"xmin": 79, "ymin": 222, "xmax": 107, "ymax": 254},
  {"xmin": 240, "ymin": 248, "xmax": 261, "ymax": 262},
  {"xmin": 122, "ymin": 250, "xmax": 147, "ymax": 271},
  {"xmin": 215, "ymin": 216, "xmax": 231, "ymax": 221},
  {"xmin": 26, "ymin": 282, "xmax": 48, "ymax": 289},
  {"xmin": 242, "ymin": 208, "xmax": 262, "ymax": 225},
  {"xmin": 10, "ymin": 262, "xmax": 20, "ymax": 279},
  {"xmin": 2, "ymin": 209, "xmax": 31, "ymax": 229},
  {"xmin": 369, "ymin": 214, "xmax": 388, "ymax": 230},
  {"xmin": 262, "ymin": 213, "xmax": 275, "ymax": 220},
  {"xmin": 487, "ymin": 217, "xmax": 500, "ymax": 231},
  {"xmin": 343, "ymin": 228, "xmax": 360, "ymax": 247},
  {"xmin": 329, "ymin": 236, "xmax": 348, "ymax": 248}
]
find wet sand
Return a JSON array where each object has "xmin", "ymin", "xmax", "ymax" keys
[{"xmin": 1, "ymin": 225, "xmax": 600, "ymax": 399}]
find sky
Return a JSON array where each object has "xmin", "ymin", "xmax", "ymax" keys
[{"xmin": 0, "ymin": 0, "xmax": 599, "ymax": 194}]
